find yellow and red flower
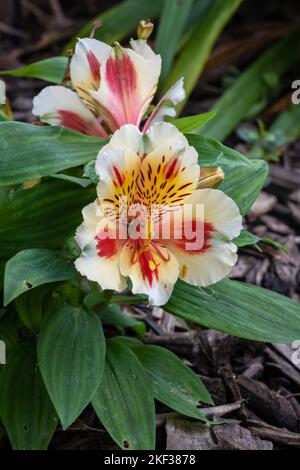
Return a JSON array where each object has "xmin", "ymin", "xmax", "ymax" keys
[
  {"xmin": 32, "ymin": 37, "xmax": 184, "ymax": 137},
  {"xmin": 74, "ymin": 123, "xmax": 242, "ymax": 305}
]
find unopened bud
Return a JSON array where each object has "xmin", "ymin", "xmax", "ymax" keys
[
  {"xmin": 112, "ymin": 42, "xmax": 124, "ymax": 59},
  {"xmin": 137, "ymin": 20, "xmax": 154, "ymax": 40},
  {"xmin": 198, "ymin": 167, "xmax": 224, "ymax": 189}
]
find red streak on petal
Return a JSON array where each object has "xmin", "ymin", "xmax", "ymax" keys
[
  {"xmin": 138, "ymin": 248, "xmax": 158, "ymax": 287},
  {"xmin": 113, "ymin": 165, "xmax": 125, "ymax": 186},
  {"xmin": 165, "ymin": 158, "xmax": 179, "ymax": 179},
  {"xmin": 172, "ymin": 221, "xmax": 214, "ymax": 254},
  {"xmin": 105, "ymin": 51, "xmax": 138, "ymax": 124},
  {"xmin": 87, "ymin": 51, "xmax": 101, "ymax": 84},
  {"xmin": 58, "ymin": 110, "xmax": 106, "ymax": 137},
  {"xmin": 95, "ymin": 231, "xmax": 118, "ymax": 259},
  {"xmin": 106, "ymin": 52, "xmax": 137, "ymax": 97}
]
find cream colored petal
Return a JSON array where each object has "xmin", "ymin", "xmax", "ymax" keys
[
  {"xmin": 75, "ymin": 200, "xmax": 103, "ymax": 250},
  {"xmin": 32, "ymin": 86, "xmax": 106, "ymax": 136},
  {"xmin": 185, "ymin": 188, "xmax": 243, "ymax": 240},
  {"xmin": 172, "ymin": 238, "xmax": 238, "ymax": 287},
  {"xmin": 75, "ymin": 240, "xmax": 126, "ymax": 292},
  {"xmin": 98, "ymin": 124, "xmax": 143, "ymax": 156},
  {"xmin": 70, "ymin": 38, "xmax": 111, "ymax": 91},
  {"xmin": 163, "ymin": 78, "xmax": 185, "ymax": 106},
  {"xmin": 165, "ymin": 188, "xmax": 242, "ymax": 287},
  {"xmin": 147, "ymin": 104, "xmax": 176, "ymax": 127},
  {"xmin": 119, "ymin": 242, "xmax": 179, "ymax": 305},
  {"xmin": 142, "ymin": 80, "xmax": 185, "ymax": 131},
  {"xmin": 95, "ymin": 125, "xmax": 142, "ymax": 207},
  {"xmin": 145, "ymin": 121, "xmax": 189, "ymax": 151},
  {"xmin": 91, "ymin": 43, "xmax": 161, "ymax": 127},
  {"xmin": 137, "ymin": 126, "xmax": 200, "ymax": 207},
  {"xmin": 129, "ymin": 39, "xmax": 158, "ymax": 60}
]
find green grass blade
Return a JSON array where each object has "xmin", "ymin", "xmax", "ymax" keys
[
  {"xmin": 155, "ymin": 0, "xmax": 194, "ymax": 88},
  {"xmin": 63, "ymin": 0, "xmax": 163, "ymax": 53},
  {"xmin": 269, "ymin": 103, "xmax": 300, "ymax": 146},
  {"xmin": 163, "ymin": 0, "xmax": 241, "ymax": 107},
  {"xmin": 0, "ymin": 57, "xmax": 67, "ymax": 84},
  {"xmin": 199, "ymin": 26, "xmax": 300, "ymax": 141}
]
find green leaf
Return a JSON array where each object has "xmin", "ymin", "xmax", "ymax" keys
[
  {"xmin": 0, "ymin": 180, "xmax": 95, "ymax": 259},
  {"xmin": 92, "ymin": 338, "xmax": 156, "ymax": 450},
  {"xmin": 234, "ymin": 229, "xmax": 260, "ymax": 248},
  {"xmin": 187, "ymin": 134, "xmax": 269, "ymax": 215},
  {"xmin": 0, "ymin": 122, "xmax": 105, "ymax": 186},
  {"xmin": 0, "ymin": 57, "xmax": 67, "ymax": 84},
  {"xmin": 0, "ymin": 343, "xmax": 58, "ymax": 449},
  {"xmin": 260, "ymin": 237, "xmax": 288, "ymax": 254},
  {"xmin": 15, "ymin": 285, "xmax": 57, "ymax": 334},
  {"xmin": 167, "ymin": 111, "xmax": 216, "ymax": 133},
  {"xmin": 0, "ymin": 109, "xmax": 11, "ymax": 122},
  {"xmin": 83, "ymin": 160, "xmax": 98, "ymax": 184},
  {"xmin": 0, "ymin": 314, "xmax": 19, "ymax": 356},
  {"xmin": 269, "ymin": 103, "xmax": 300, "ymax": 146},
  {"xmin": 100, "ymin": 304, "xmax": 146, "ymax": 335},
  {"xmin": 126, "ymin": 342, "xmax": 213, "ymax": 421},
  {"xmin": 155, "ymin": 0, "xmax": 193, "ymax": 87},
  {"xmin": 234, "ymin": 230, "xmax": 288, "ymax": 254},
  {"xmin": 4, "ymin": 249, "xmax": 75, "ymax": 306},
  {"xmin": 165, "ymin": 279, "xmax": 300, "ymax": 343},
  {"xmin": 37, "ymin": 305, "xmax": 106, "ymax": 429},
  {"xmin": 64, "ymin": 0, "xmax": 163, "ymax": 53},
  {"xmin": 199, "ymin": 26, "xmax": 300, "ymax": 141},
  {"xmin": 163, "ymin": 0, "xmax": 241, "ymax": 109},
  {"xmin": 49, "ymin": 173, "xmax": 92, "ymax": 188}
]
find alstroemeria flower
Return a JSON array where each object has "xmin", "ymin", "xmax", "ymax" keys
[
  {"xmin": 32, "ymin": 38, "xmax": 184, "ymax": 136},
  {"xmin": 74, "ymin": 123, "xmax": 242, "ymax": 305}
]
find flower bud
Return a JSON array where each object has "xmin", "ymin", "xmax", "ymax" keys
[
  {"xmin": 112, "ymin": 41, "xmax": 124, "ymax": 59},
  {"xmin": 198, "ymin": 167, "xmax": 224, "ymax": 189},
  {"xmin": 137, "ymin": 20, "xmax": 154, "ymax": 40}
]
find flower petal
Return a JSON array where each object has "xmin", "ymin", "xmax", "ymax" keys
[
  {"xmin": 188, "ymin": 188, "xmax": 243, "ymax": 240},
  {"xmin": 75, "ymin": 200, "xmax": 103, "ymax": 250},
  {"xmin": 92, "ymin": 42, "xmax": 161, "ymax": 128},
  {"xmin": 75, "ymin": 240, "xmax": 127, "ymax": 292},
  {"xmin": 95, "ymin": 125, "xmax": 143, "ymax": 217},
  {"xmin": 165, "ymin": 188, "xmax": 242, "ymax": 287},
  {"xmin": 145, "ymin": 121, "xmax": 189, "ymax": 150},
  {"xmin": 97, "ymin": 123, "xmax": 143, "ymax": 162},
  {"xmin": 143, "ymin": 78, "xmax": 185, "ymax": 131},
  {"xmin": 70, "ymin": 38, "xmax": 111, "ymax": 92},
  {"xmin": 95, "ymin": 124, "xmax": 142, "ymax": 186},
  {"xmin": 129, "ymin": 39, "xmax": 158, "ymax": 60},
  {"xmin": 174, "ymin": 238, "xmax": 238, "ymax": 287},
  {"xmin": 32, "ymin": 85, "xmax": 107, "ymax": 137},
  {"xmin": 75, "ymin": 206, "xmax": 127, "ymax": 292},
  {"xmin": 70, "ymin": 38, "xmax": 112, "ymax": 118},
  {"xmin": 138, "ymin": 123, "xmax": 199, "ymax": 207},
  {"xmin": 119, "ymin": 241, "xmax": 179, "ymax": 305}
]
